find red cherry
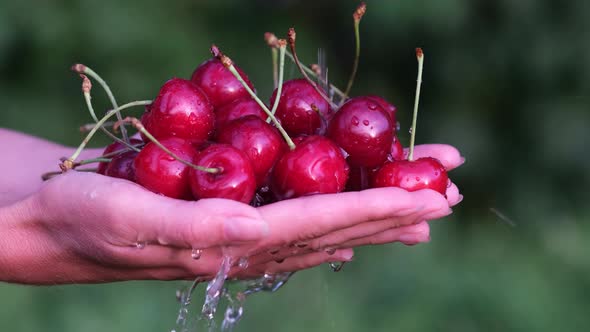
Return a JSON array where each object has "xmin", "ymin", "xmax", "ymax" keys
[
  {"xmin": 216, "ymin": 115, "xmax": 286, "ymax": 187},
  {"xmin": 269, "ymin": 78, "xmax": 333, "ymax": 136},
  {"xmin": 143, "ymin": 78, "xmax": 214, "ymax": 145},
  {"xmin": 327, "ymin": 96, "xmax": 394, "ymax": 168},
  {"xmin": 134, "ymin": 137, "xmax": 197, "ymax": 199},
  {"xmin": 389, "ymin": 135, "xmax": 404, "ymax": 161},
  {"xmin": 97, "ymin": 138, "xmax": 143, "ymax": 175},
  {"xmin": 191, "ymin": 58, "xmax": 255, "ymax": 109},
  {"xmin": 345, "ymin": 165, "xmax": 379, "ymax": 192},
  {"xmin": 215, "ymin": 97, "xmax": 268, "ymax": 130},
  {"xmin": 189, "ymin": 144, "xmax": 256, "ymax": 203},
  {"xmin": 372, "ymin": 157, "xmax": 448, "ymax": 195},
  {"xmin": 366, "ymin": 95, "xmax": 397, "ymax": 126},
  {"xmin": 271, "ymin": 135, "xmax": 349, "ymax": 200},
  {"xmin": 104, "ymin": 150, "xmax": 138, "ymax": 182}
]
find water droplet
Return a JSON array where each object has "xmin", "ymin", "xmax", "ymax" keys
[
  {"xmin": 135, "ymin": 241, "xmax": 147, "ymax": 249},
  {"xmin": 408, "ymin": 128, "xmax": 413, "ymax": 135},
  {"xmin": 396, "ymin": 121, "xmax": 401, "ymax": 132},
  {"xmin": 435, "ymin": 171, "xmax": 439, "ymax": 176},
  {"xmin": 351, "ymin": 116, "xmax": 359, "ymax": 126},
  {"xmin": 367, "ymin": 102, "xmax": 378, "ymax": 110},
  {"xmin": 274, "ymin": 258, "xmax": 285, "ymax": 264},
  {"xmin": 324, "ymin": 247, "xmax": 336, "ymax": 255},
  {"xmin": 415, "ymin": 177, "xmax": 421, "ymax": 181},
  {"xmin": 329, "ymin": 262, "xmax": 346, "ymax": 272},
  {"xmin": 362, "ymin": 119, "xmax": 370, "ymax": 126},
  {"xmin": 191, "ymin": 248, "xmax": 203, "ymax": 260},
  {"xmin": 238, "ymin": 257, "xmax": 249, "ymax": 269}
]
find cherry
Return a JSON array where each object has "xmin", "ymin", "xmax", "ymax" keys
[
  {"xmin": 269, "ymin": 78, "xmax": 333, "ymax": 136},
  {"xmin": 134, "ymin": 137, "xmax": 197, "ymax": 199},
  {"xmin": 215, "ymin": 97, "xmax": 268, "ymax": 130},
  {"xmin": 372, "ymin": 157, "xmax": 448, "ymax": 195},
  {"xmin": 389, "ymin": 135, "xmax": 404, "ymax": 161},
  {"xmin": 189, "ymin": 144, "xmax": 256, "ymax": 203},
  {"xmin": 142, "ymin": 78, "xmax": 214, "ymax": 145},
  {"xmin": 372, "ymin": 49, "xmax": 448, "ymax": 195},
  {"xmin": 366, "ymin": 95, "xmax": 397, "ymax": 127},
  {"xmin": 345, "ymin": 165, "xmax": 379, "ymax": 192},
  {"xmin": 271, "ymin": 135, "xmax": 349, "ymax": 200},
  {"xmin": 97, "ymin": 138, "xmax": 142, "ymax": 175},
  {"xmin": 104, "ymin": 150, "xmax": 138, "ymax": 182},
  {"xmin": 327, "ymin": 96, "xmax": 394, "ymax": 168},
  {"xmin": 190, "ymin": 57, "xmax": 255, "ymax": 109},
  {"xmin": 216, "ymin": 115, "xmax": 286, "ymax": 187}
]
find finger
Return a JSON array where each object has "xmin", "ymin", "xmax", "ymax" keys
[
  {"xmin": 236, "ymin": 249, "xmax": 354, "ymax": 278},
  {"xmin": 339, "ymin": 221, "xmax": 431, "ymax": 248},
  {"xmin": 256, "ymin": 187, "xmax": 447, "ymax": 248},
  {"xmin": 405, "ymin": 144, "xmax": 465, "ymax": 171},
  {"xmin": 446, "ymin": 182, "xmax": 463, "ymax": 207}
]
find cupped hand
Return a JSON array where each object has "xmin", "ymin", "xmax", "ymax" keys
[{"xmin": 2, "ymin": 144, "xmax": 462, "ymax": 284}]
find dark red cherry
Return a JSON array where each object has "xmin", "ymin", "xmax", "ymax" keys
[
  {"xmin": 345, "ymin": 166, "xmax": 379, "ymax": 192},
  {"xmin": 389, "ymin": 135, "xmax": 404, "ymax": 161},
  {"xmin": 372, "ymin": 157, "xmax": 448, "ymax": 195},
  {"xmin": 327, "ymin": 96, "xmax": 394, "ymax": 168},
  {"xmin": 215, "ymin": 97, "xmax": 268, "ymax": 130},
  {"xmin": 216, "ymin": 115, "xmax": 286, "ymax": 187},
  {"xmin": 104, "ymin": 150, "xmax": 138, "ymax": 182},
  {"xmin": 134, "ymin": 137, "xmax": 197, "ymax": 199},
  {"xmin": 191, "ymin": 58, "xmax": 255, "ymax": 109},
  {"xmin": 189, "ymin": 144, "xmax": 256, "ymax": 203},
  {"xmin": 269, "ymin": 78, "xmax": 332, "ymax": 136},
  {"xmin": 97, "ymin": 138, "xmax": 143, "ymax": 175},
  {"xmin": 271, "ymin": 135, "xmax": 349, "ymax": 200},
  {"xmin": 366, "ymin": 95, "xmax": 397, "ymax": 126},
  {"xmin": 143, "ymin": 78, "xmax": 214, "ymax": 145}
]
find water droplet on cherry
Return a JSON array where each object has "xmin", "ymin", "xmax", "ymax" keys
[{"xmin": 238, "ymin": 257, "xmax": 249, "ymax": 269}]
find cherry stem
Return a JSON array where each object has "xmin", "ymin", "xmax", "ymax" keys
[
  {"xmin": 342, "ymin": 2, "xmax": 366, "ymax": 102},
  {"xmin": 271, "ymin": 48, "xmax": 278, "ymax": 89},
  {"xmin": 71, "ymin": 64, "xmax": 130, "ymax": 143},
  {"xmin": 80, "ymin": 121, "xmax": 116, "ymax": 132},
  {"xmin": 62, "ymin": 100, "xmax": 152, "ymax": 171},
  {"xmin": 265, "ymin": 32, "xmax": 346, "ymax": 100},
  {"xmin": 123, "ymin": 117, "xmax": 220, "ymax": 174},
  {"xmin": 288, "ymin": 28, "xmax": 338, "ymax": 110},
  {"xmin": 267, "ymin": 41, "xmax": 286, "ymax": 123},
  {"xmin": 215, "ymin": 46, "xmax": 296, "ymax": 150},
  {"xmin": 42, "ymin": 169, "xmax": 97, "ymax": 181},
  {"xmin": 80, "ymin": 75, "xmax": 141, "ymax": 152},
  {"xmin": 408, "ymin": 48, "xmax": 424, "ymax": 162}
]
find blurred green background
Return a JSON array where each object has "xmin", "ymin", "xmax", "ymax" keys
[{"xmin": 1, "ymin": 0, "xmax": 589, "ymax": 331}]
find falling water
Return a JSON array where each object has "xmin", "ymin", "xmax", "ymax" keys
[{"xmin": 201, "ymin": 256, "xmax": 233, "ymax": 323}]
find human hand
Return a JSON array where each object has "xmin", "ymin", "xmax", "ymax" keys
[{"xmin": 0, "ymin": 143, "xmax": 462, "ymax": 284}]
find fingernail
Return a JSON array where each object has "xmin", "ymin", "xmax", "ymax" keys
[
  {"xmin": 340, "ymin": 249, "xmax": 354, "ymax": 261},
  {"xmin": 224, "ymin": 217, "xmax": 269, "ymax": 242},
  {"xmin": 459, "ymin": 156, "xmax": 466, "ymax": 165},
  {"xmin": 456, "ymin": 194, "xmax": 464, "ymax": 205}
]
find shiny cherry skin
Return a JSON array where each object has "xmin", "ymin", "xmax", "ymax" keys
[
  {"xmin": 215, "ymin": 97, "xmax": 268, "ymax": 130},
  {"xmin": 345, "ymin": 165, "xmax": 379, "ymax": 192},
  {"xmin": 327, "ymin": 96, "xmax": 394, "ymax": 168},
  {"xmin": 372, "ymin": 157, "xmax": 448, "ymax": 195},
  {"xmin": 269, "ymin": 78, "xmax": 333, "ymax": 136},
  {"xmin": 216, "ymin": 115, "xmax": 286, "ymax": 187},
  {"xmin": 134, "ymin": 137, "xmax": 197, "ymax": 199},
  {"xmin": 189, "ymin": 144, "xmax": 256, "ymax": 203},
  {"xmin": 143, "ymin": 78, "xmax": 214, "ymax": 145},
  {"xmin": 104, "ymin": 150, "xmax": 138, "ymax": 182},
  {"xmin": 97, "ymin": 138, "xmax": 143, "ymax": 175},
  {"xmin": 271, "ymin": 135, "xmax": 349, "ymax": 200},
  {"xmin": 190, "ymin": 58, "xmax": 255, "ymax": 109},
  {"xmin": 366, "ymin": 95, "xmax": 397, "ymax": 127},
  {"xmin": 389, "ymin": 135, "xmax": 404, "ymax": 161}
]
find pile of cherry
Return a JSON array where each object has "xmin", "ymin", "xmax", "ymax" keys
[{"xmin": 90, "ymin": 44, "xmax": 448, "ymax": 206}]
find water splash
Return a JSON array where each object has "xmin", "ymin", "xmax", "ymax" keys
[
  {"xmin": 191, "ymin": 248, "xmax": 203, "ymax": 260},
  {"xmin": 201, "ymin": 256, "xmax": 232, "ymax": 323},
  {"xmin": 135, "ymin": 241, "xmax": 147, "ymax": 249},
  {"xmin": 329, "ymin": 262, "xmax": 346, "ymax": 272},
  {"xmin": 238, "ymin": 257, "xmax": 249, "ymax": 269},
  {"xmin": 220, "ymin": 292, "xmax": 246, "ymax": 331},
  {"xmin": 175, "ymin": 278, "xmax": 200, "ymax": 332}
]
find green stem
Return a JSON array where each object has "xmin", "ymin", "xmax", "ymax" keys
[
  {"xmin": 342, "ymin": 20, "xmax": 361, "ymax": 101},
  {"xmin": 267, "ymin": 45, "xmax": 286, "ymax": 123},
  {"xmin": 284, "ymin": 50, "xmax": 346, "ymax": 100},
  {"xmin": 82, "ymin": 66, "xmax": 130, "ymax": 143},
  {"xmin": 83, "ymin": 91, "xmax": 141, "ymax": 152},
  {"xmin": 271, "ymin": 48, "xmax": 278, "ymax": 89},
  {"xmin": 136, "ymin": 123, "xmax": 219, "ymax": 174},
  {"xmin": 66, "ymin": 100, "xmax": 152, "ymax": 166},
  {"xmin": 224, "ymin": 56, "xmax": 296, "ymax": 150},
  {"xmin": 408, "ymin": 49, "xmax": 424, "ymax": 162},
  {"xmin": 78, "ymin": 157, "xmax": 112, "ymax": 165}
]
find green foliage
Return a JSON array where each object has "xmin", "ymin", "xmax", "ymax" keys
[{"xmin": 1, "ymin": 0, "xmax": 589, "ymax": 331}]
